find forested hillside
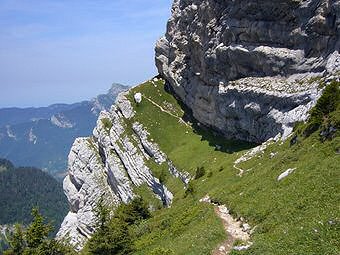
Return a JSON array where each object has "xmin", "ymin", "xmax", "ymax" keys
[{"xmin": 0, "ymin": 159, "xmax": 68, "ymax": 227}]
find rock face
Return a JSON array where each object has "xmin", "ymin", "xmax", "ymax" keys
[
  {"xmin": 156, "ymin": 0, "xmax": 340, "ymax": 142},
  {"xmin": 57, "ymin": 93, "xmax": 176, "ymax": 249}
]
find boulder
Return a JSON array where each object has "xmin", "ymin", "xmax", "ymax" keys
[{"xmin": 134, "ymin": 93, "xmax": 142, "ymax": 104}]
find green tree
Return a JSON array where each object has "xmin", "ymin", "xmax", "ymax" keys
[
  {"xmin": 3, "ymin": 224, "xmax": 25, "ymax": 255},
  {"xmin": 85, "ymin": 197, "xmax": 151, "ymax": 255},
  {"xmin": 4, "ymin": 208, "xmax": 74, "ymax": 255},
  {"xmin": 116, "ymin": 197, "xmax": 151, "ymax": 225},
  {"xmin": 35, "ymin": 239, "xmax": 75, "ymax": 255},
  {"xmin": 94, "ymin": 198, "xmax": 110, "ymax": 232},
  {"xmin": 85, "ymin": 200, "xmax": 133, "ymax": 255},
  {"xmin": 25, "ymin": 208, "xmax": 52, "ymax": 250},
  {"xmin": 86, "ymin": 218, "xmax": 132, "ymax": 255}
]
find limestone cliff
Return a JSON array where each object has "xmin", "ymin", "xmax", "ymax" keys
[
  {"xmin": 156, "ymin": 0, "xmax": 340, "ymax": 142},
  {"xmin": 57, "ymin": 92, "xmax": 181, "ymax": 249},
  {"xmin": 58, "ymin": 0, "xmax": 340, "ymax": 250}
]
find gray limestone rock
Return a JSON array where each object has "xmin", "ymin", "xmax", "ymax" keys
[
  {"xmin": 57, "ymin": 93, "xmax": 174, "ymax": 250},
  {"xmin": 156, "ymin": 0, "xmax": 340, "ymax": 143},
  {"xmin": 132, "ymin": 122, "xmax": 191, "ymax": 184}
]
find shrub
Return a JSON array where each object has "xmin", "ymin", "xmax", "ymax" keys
[
  {"xmin": 194, "ymin": 166, "xmax": 206, "ymax": 179},
  {"xmin": 150, "ymin": 247, "xmax": 175, "ymax": 255},
  {"xmin": 116, "ymin": 197, "xmax": 151, "ymax": 225},
  {"xmin": 184, "ymin": 181, "xmax": 195, "ymax": 198},
  {"xmin": 101, "ymin": 118, "xmax": 113, "ymax": 133},
  {"xmin": 304, "ymin": 80, "xmax": 340, "ymax": 137},
  {"xmin": 210, "ymin": 197, "xmax": 222, "ymax": 205}
]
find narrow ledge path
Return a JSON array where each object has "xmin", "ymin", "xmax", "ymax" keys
[
  {"xmin": 200, "ymin": 195, "xmax": 253, "ymax": 255},
  {"xmin": 143, "ymin": 96, "xmax": 190, "ymax": 127}
]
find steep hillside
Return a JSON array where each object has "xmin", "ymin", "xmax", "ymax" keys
[
  {"xmin": 0, "ymin": 83, "xmax": 128, "ymax": 176},
  {"xmin": 0, "ymin": 159, "xmax": 68, "ymax": 228},
  {"xmin": 56, "ymin": 0, "xmax": 339, "ymax": 254},
  {"xmin": 58, "ymin": 78, "xmax": 339, "ymax": 254}
]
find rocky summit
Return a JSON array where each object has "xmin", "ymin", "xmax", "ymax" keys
[{"xmin": 156, "ymin": 0, "xmax": 340, "ymax": 143}]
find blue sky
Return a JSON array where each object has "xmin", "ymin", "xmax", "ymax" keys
[{"xmin": 0, "ymin": 0, "xmax": 173, "ymax": 107}]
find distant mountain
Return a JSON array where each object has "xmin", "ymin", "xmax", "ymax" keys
[{"xmin": 0, "ymin": 83, "xmax": 128, "ymax": 178}]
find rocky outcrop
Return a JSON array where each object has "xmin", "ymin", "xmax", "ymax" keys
[
  {"xmin": 57, "ymin": 92, "xmax": 176, "ymax": 250},
  {"xmin": 132, "ymin": 122, "xmax": 191, "ymax": 184},
  {"xmin": 156, "ymin": 0, "xmax": 340, "ymax": 143}
]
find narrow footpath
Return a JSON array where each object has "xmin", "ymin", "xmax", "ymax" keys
[
  {"xmin": 144, "ymin": 96, "xmax": 190, "ymax": 127},
  {"xmin": 200, "ymin": 196, "xmax": 252, "ymax": 255}
]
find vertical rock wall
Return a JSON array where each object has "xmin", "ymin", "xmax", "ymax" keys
[{"xmin": 156, "ymin": 0, "xmax": 340, "ymax": 142}]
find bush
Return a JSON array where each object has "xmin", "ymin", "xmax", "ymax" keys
[
  {"xmin": 194, "ymin": 166, "xmax": 206, "ymax": 179},
  {"xmin": 150, "ymin": 247, "xmax": 175, "ymax": 255},
  {"xmin": 101, "ymin": 118, "xmax": 113, "ymax": 133},
  {"xmin": 184, "ymin": 181, "xmax": 195, "ymax": 198},
  {"xmin": 116, "ymin": 197, "xmax": 151, "ymax": 225},
  {"xmin": 304, "ymin": 80, "xmax": 340, "ymax": 137}
]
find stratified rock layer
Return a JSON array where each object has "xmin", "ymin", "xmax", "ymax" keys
[
  {"xmin": 156, "ymin": 0, "xmax": 340, "ymax": 142},
  {"xmin": 57, "ymin": 93, "xmax": 174, "ymax": 249}
]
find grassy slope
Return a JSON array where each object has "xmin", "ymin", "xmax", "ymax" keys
[{"xmin": 118, "ymin": 79, "xmax": 339, "ymax": 255}]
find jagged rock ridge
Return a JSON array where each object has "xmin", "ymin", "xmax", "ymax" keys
[
  {"xmin": 156, "ymin": 0, "xmax": 340, "ymax": 142},
  {"xmin": 57, "ymin": 92, "xmax": 191, "ymax": 249}
]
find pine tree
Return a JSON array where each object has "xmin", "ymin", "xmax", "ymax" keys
[
  {"xmin": 25, "ymin": 208, "xmax": 52, "ymax": 250},
  {"xmin": 4, "ymin": 208, "xmax": 74, "ymax": 255},
  {"xmin": 3, "ymin": 224, "xmax": 25, "ymax": 255}
]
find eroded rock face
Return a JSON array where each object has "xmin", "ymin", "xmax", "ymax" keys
[
  {"xmin": 156, "ymin": 0, "xmax": 340, "ymax": 142},
  {"xmin": 57, "ymin": 93, "xmax": 174, "ymax": 250}
]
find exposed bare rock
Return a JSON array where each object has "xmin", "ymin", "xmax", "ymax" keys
[
  {"xmin": 132, "ymin": 122, "xmax": 191, "ymax": 184},
  {"xmin": 57, "ymin": 137, "xmax": 120, "ymax": 249},
  {"xmin": 132, "ymin": 122, "xmax": 167, "ymax": 165},
  {"xmin": 200, "ymin": 195, "xmax": 253, "ymax": 254},
  {"xmin": 277, "ymin": 168, "xmax": 297, "ymax": 181},
  {"xmin": 51, "ymin": 114, "xmax": 74, "ymax": 128},
  {"xmin": 156, "ymin": 0, "xmax": 340, "ymax": 143},
  {"xmin": 28, "ymin": 128, "xmax": 37, "ymax": 144},
  {"xmin": 57, "ymin": 94, "xmax": 174, "ymax": 250}
]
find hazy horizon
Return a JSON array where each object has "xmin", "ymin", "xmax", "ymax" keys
[
  {"xmin": 0, "ymin": 0, "xmax": 172, "ymax": 108},
  {"xmin": 0, "ymin": 82, "xmax": 130, "ymax": 109}
]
